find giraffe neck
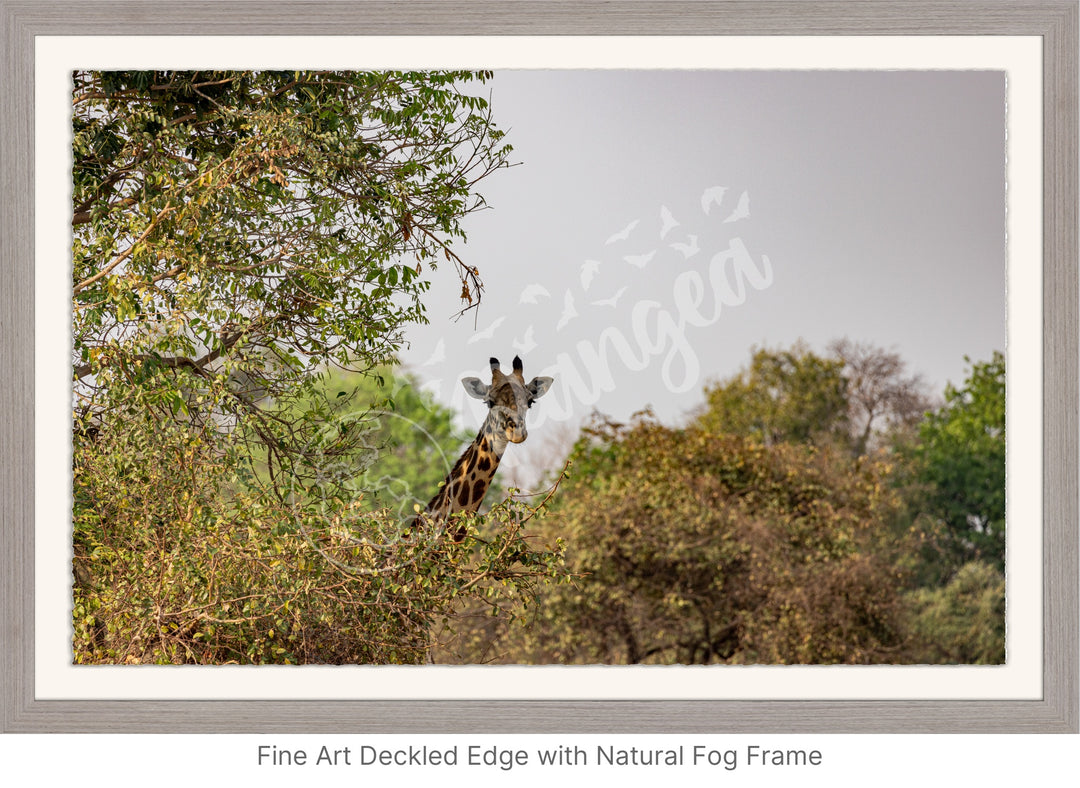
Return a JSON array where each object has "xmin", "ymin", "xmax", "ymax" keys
[{"xmin": 426, "ymin": 417, "xmax": 506, "ymax": 521}]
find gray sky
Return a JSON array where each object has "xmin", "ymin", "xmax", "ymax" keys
[{"xmin": 395, "ymin": 70, "xmax": 1006, "ymax": 480}]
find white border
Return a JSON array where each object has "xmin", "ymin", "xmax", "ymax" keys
[{"xmin": 36, "ymin": 35, "xmax": 1042, "ymax": 700}]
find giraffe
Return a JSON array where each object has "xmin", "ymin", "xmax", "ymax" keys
[{"xmin": 421, "ymin": 355, "xmax": 553, "ymax": 541}]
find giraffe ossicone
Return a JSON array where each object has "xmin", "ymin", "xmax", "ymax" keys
[{"xmin": 424, "ymin": 355, "xmax": 554, "ymax": 541}]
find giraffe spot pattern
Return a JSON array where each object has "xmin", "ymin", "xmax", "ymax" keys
[{"xmin": 428, "ymin": 366, "xmax": 546, "ymax": 534}]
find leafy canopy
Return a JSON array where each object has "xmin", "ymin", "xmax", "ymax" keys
[
  {"xmin": 73, "ymin": 69, "xmax": 508, "ymax": 447},
  {"xmin": 450, "ymin": 413, "xmax": 912, "ymax": 665},
  {"xmin": 695, "ymin": 342, "xmax": 849, "ymax": 448},
  {"xmin": 695, "ymin": 340, "xmax": 933, "ymax": 457},
  {"xmin": 911, "ymin": 352, "xmax": 1006, "ymax": 570}
]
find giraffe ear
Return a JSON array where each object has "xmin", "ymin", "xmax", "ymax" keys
[
  {"xmin": 527, "ymin": 376, "xmax": 554, "ymax": 399},
  {"xmin": 461, "ymin": 377, "xmax": 490, "ymax": 400}
]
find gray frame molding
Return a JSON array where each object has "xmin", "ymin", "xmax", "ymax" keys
[{"xmin": 1, "ymin": 1, "xmax": 1076, "ymax": 733}]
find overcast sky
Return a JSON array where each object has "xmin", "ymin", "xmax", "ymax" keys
[{"xmin": 394, "ymin": 70, "xmax": 1006, "ymax": 480}]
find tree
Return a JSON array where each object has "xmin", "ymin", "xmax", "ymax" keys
[
  {"xmin": 907, "ymin": 561, "xmax": 1005, "ymax": 663},
  {"xmin": 696, "ymin": 339, "xmax": 935, "ymax": 458},
  {"xmin": 70, "ymin": 71, "xmax": 570, "ymax": 665},
  {"xmin": 910, "ymin": 352, "xmax": 1006, "ymax": 571},
  {"xmin": 449, "ymin": 412, "xmax": 914, "ymax": 665},
  {"xmin": 830, "ymin": 339, "xmax": 934, "ymax": 456},
  {"xmin": 695, "ymin": 342, "xmax": 849, "ymax": 448},
  {"xmin": 310, "ymin": 365, "xmax": 469, "ymax": 517},
  {"xmin": 73, "ymin": 71, "xmax": 506, "ymax": 442}
]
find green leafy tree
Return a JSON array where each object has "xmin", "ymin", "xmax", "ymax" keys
[
  {"xmin": 73, "ymin": 70, "xmax": 506, "ymax": 447},
  {"xmin": 910, "ymin": 352, "xmax": 1006, "ymax": 571},
  {"xmin": 907, "ymin": 561, "xmax": 1005, "ymax": 663},
  {"xmin": 311, "ymin": 366, "xmax": 470, "ymax": 517},
  {"xmin": 695, "ymin": 342, "xmax": 849, "ymax": 448},
  {"xmin": 70, "ymin": 71, "xmax": 570, "ymax": 665}
]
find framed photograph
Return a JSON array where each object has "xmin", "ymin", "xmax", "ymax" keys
[{"xmin": 2, "ymin": 1, "xmax": 1076, "ymax": 733}]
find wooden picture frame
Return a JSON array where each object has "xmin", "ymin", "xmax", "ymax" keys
[{"xmin": 2, "ymin": 0, "xmax": 1075, "ymax": 733}]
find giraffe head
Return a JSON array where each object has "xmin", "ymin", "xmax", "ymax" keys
[{"xmin": 461, "ymin": 355, "xmax": 553, "ymax": 445}]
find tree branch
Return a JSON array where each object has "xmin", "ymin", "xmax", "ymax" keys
[
  {"xmin": 73, "ymin": 326, "xmax": 245, "ymax": 381},
  {"xmin": 73, "ymin": 202, "xmax": 175, "ymax": 295}
]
